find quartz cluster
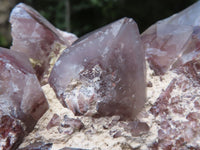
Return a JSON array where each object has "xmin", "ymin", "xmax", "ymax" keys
[
  {"xmin": 0, "ymin": 3, "xmax": 78, "ymax": 149},
  {"xmin": 2, "ymin": 1, "xmax": 200, "ymax": 149},
  {"xmin": 49, "ymin": 17, "xmax": 146, "ymax": 120},
  {"xmin": 47, "ymin": 114, "xmax": 84, "ymax": 135},
  {"xmin": 9, "ymin": 3, "xmax": 77, "ymax": 84},
  {"xmin": 142, "ymin": 1, "xmax": 200, "ymax": 75},
  {"xmin": 0, "ymin": 47, "xmax": 48, "ymax": 150},
  {"xmin": 141, "ymin": 1, "xmax": 200, "ymax": 149}
]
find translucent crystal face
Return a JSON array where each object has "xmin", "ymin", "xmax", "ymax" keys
[
  {"xmin": 0, "ymin": 47, "xmax": 48, "ymax": 128},
  {"xmin": 9, "ymin": 3, "xmax": 77, "ymax": 84},
  {"xmin": 0, "ymin": 47, "xmax": 49, "ymax": 149},
  {"xmin": 49, "ymin": 17, "xmax": 146, "ymax": 119},
  {"xmin": 142, "ymin": 1, "xmax": 200, "ymax": 75}
]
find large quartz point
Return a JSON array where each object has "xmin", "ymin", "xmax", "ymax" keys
[
  {"xmin": 9, "ymin": 3, "xmax": 77, "ymax": 84},
  {"xmin": 141, "ymin": 1, "xmax": 200, "ymax": 75},
  {"xmin": 49, "ymin": 17, "xmax": 146, "ymax": 119},
  {"xmin": 0, "ymin": 47, "xmax": 48, "ymax": 149}
]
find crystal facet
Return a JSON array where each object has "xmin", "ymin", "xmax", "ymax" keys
[
  {"xmin": 142, "ymin": 1, "xmax": 200, "ymax": 75},
  {"xmin": 9, "ymin": 3, "xmax": 77, "ymax": 84},
  {"xmin": 49, "ymin": 17, "xmax": 146, "ymax": 119},
  {"xmin": 172, "ymin": 27, "xmax": 200, "ymax": 70},
  {"xmin": 59, "ymin": 115, "xmax": 84, "ymax": 135},
  {"xmin": 46, "ymin": 113, "xmax": 61, "ymax": 130},
  {"xmin": 0, "ymin": 47, "xmax": 48, "ymax": 149}
]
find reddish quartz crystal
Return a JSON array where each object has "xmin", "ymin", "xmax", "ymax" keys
[
  {"xmin": 49, "ymin": 17, "xmax": 146, "ymax": 119},
  {"xmin": 46, "ymin": 113, "xmax": 61, "ymax": 130},
  {"xmin": 142, "ymin": 23, "xmax": 192, "ymax": 74},
  {"xmin": 9, "ymin": 3, "xmax": 77, "ymax": 84},
  {"xmin": 0, "ymin": 47, "xmax": 48, "ymax": 149},
  {"xmin": 142, "ymin": 1, "xmax": 200, "ymax": 75},
  {"xmin": 172, "ymin": 26, "xmax": 200, "ymax": 69},
  {"xmin": 17, "ymin": 142, "xmax": 53, "ymax": 150},
  {"xmin": 125, "ymin": 121, "xmax": 149, "ymax": 136},
  {"xmin": 59, "ymin": 115, "xmax": 84, "ymax": 135}
]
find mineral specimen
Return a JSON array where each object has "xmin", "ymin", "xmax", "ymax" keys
[
  {"xmin": 125, "ymin": 121, "xmax": 149, "ymax": 136},
  {"xmin": 49, "ymin": 17, "xmax": 146, "ymax": 119},
  {"xmin": 141, "ymin": 1, "xmax": 200, "ymax": 75},
  {"xmin": 172, "ymin": 26, "xmax": 200, "ymax": 71},
  {"xmin": 0, "ymin": 47, "xmax": 48, "ymax": 149},
  {"xmin": 9, "ymin": 3, "xmax": 77, "ymax": 84},
  {"xmin": 58, "ymin": 115, "xmax": 84, "ymax": 135},
  {"xmin": 149, "ymin": 72, "xmax": 200, "ymax": 149},
  {"xmin": 46, "ymin": 113, "xmax": 84, "ymax": 134},
  {"xmin": 17, "ymin": 142, "xmax": 53, "ymax": 150},
  {"xmin": 46, "ymin": 113, "xmax": 61, "ymax": 130}
]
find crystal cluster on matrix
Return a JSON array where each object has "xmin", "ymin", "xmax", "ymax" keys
[
  {"xmin": 2, "ymin": 1, "xmax": 200, "ymax": 149},
  {"xmin": 0, "ymin": 47, "xmax": 48, "ymax": 150},
  {"xmin": 49, "ymin": 17, "xmax": 146, "ymax": 120},
  {"xmin": 142, "ymin": 1, "xmax": 200, "ymax": 75},
  {"xmin": 141, "ymin": 1, "xmax": 200, "ymax": 149},
  {"xmin": 47, "ymin": 114, "xmax": 84, "ymax": 135},
  {"xmin": 9, "ymin": 3, "xmax": 77, "ymax": 84}
]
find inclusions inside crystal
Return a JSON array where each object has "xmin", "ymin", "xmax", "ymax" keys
[{"xmin": 49, "ymin": 17, "xmax": 146, "ymax": 120}]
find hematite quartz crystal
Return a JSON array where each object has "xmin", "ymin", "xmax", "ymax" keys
[
  {"xmin": 9, "ymin": 3, "xmax": 77, "ymax": 84},
  {"xmin": 142, "ymin": 1, "xmax": 200, "ymax": 75},
  {"xmin": 0, "ymin": 47, "xmax": 48, "ymax": 149},
  {"xmin": 49, "ymin": 17, "xmax": 146, "ymax": 119}
]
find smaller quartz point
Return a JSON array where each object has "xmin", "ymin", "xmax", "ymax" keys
[
  {"xmin": 9, "ymin": 3, "xmax": 77, "ymax": 84},
  {"xmin": 17, "ymin": 142, "xmax": 53, "ymax": 150},
  {"xmin": 46, "ymin": 113, "xmax": 61, "ymax": 130},
  {"xmin": 142, "ymin": 1, "xmax": 200, "ymax": 75},
  {"xmin": 0, "ymin": 47, "xmax": 48, "ymax": 149},
  {"xmin": 58, "ymin": 115, "xmax": 84, "ymax": 135},
  {"xmin": 124, "ymin": 121, "xmax": 149, "ymax": 136},
  {"xmin": 172, "ymin": 26, "xmax": 200, "ymax": 70},
  {"xmin": 49, "ymin": 17, "xmax": 146, "ymax": 119}
]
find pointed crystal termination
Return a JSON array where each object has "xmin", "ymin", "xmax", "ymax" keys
[
  {"xmin": 9, "ymin": 3, "xmax": 77, "ymax": 84},
  {"xmin": 49, "ymin": 17, "xmax": 146, "ymax": 119},
  {"xmin": 142, "ymin": 23, "xmax": 192, "ymax": 75},
  {"xmin": 141, "ymin": 1, "xmax": 200, "ymax": 75},
  {"xmin": 0, "ymin": 47, "xmax": 48, "ymax": 149},
  {"xmin": 172, "ymin": 27, "xmax": 200, "ymax": 70}
]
